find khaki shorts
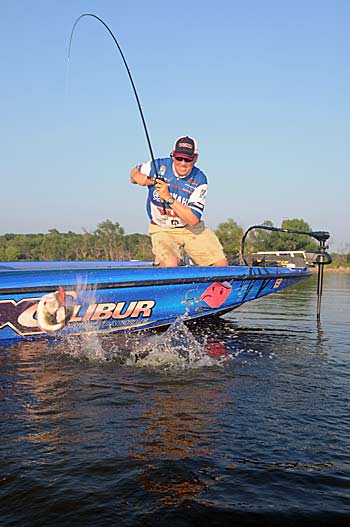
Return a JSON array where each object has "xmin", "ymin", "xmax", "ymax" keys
[{"xmin": 148, "ymin": 221, "xmax": 226, "ymax": 266}]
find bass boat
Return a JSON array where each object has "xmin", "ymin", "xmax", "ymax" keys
[
  {"xmin": 0, "ymin": 227, "xmax": 331, "ymax": 342},
  {"xmin": 0, "ymin": 260, "xmax": 310, "ymax": 342}
]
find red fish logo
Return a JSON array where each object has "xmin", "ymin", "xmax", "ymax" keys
[{"xmin": 200, "ymin": 281, "xmax": 232, "ymax": 308}]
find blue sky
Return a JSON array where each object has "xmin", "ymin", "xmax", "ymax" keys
[{"xmin": 1, "ymin": 0, "xmax": 349, "ymax": 251}]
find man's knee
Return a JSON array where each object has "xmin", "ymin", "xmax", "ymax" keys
[
  {"xmin": 158, "ymin": 255, "xmax": 179, "ymax": 267},
  {"xmin": 211, "ymin": 257, "xmax": 228, "ymax": 267}
]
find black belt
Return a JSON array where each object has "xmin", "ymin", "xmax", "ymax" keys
[{"xmin": 150, "ymin": 221, "xmax": 186, "ymax": 228}]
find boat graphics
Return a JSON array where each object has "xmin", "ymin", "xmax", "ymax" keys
[{"xmin": 0, "ymin": 292, "xmax": 157, "ymax": 337}]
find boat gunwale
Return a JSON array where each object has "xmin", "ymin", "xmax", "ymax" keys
[{"xmin": 0, "ymin": 268, "xmax": 311, "ymax": 295}]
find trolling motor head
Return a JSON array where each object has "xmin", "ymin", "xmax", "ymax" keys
[
  {"xmin": 308, "ymin": 231, "xmax": 330, "ymax": 244},
  {"xmin": 305, "ymin": 231, "xmax": 332, "ymax": 267}
]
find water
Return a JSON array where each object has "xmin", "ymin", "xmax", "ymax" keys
[{"xmin": 1, "ymin": 273, "xmax": 349, "ymax": 526}]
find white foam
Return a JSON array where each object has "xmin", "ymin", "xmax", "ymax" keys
[{"xmin": 126, "ymin": 317, "xmax": 224, "ymax": 371}]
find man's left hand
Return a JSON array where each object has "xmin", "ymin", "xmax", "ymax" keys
[{"xmin": 155, "ymin": 179, "xmax": 172, "ymax": 202}]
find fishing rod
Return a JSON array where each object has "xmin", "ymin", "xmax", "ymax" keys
[
  {"xmin": 68, "ymin": 13, "xmax": 166, "ymax": 213},
  {"xmin": 240, "ymin": 224, "xmax": 332, "ymax": 320}
]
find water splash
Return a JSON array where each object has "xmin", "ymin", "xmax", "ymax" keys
[
  {"xmin": 126, "ymin": 316, "xmax": 226, "ymax": 371},
  {"xmin": 47, "ymin": 280, "xmax": 252, "ymax": 369},
  {"xmin": 54, "ymin": 279, "xmax": 113, "ymax": 362},
  {"xmin": 62, "ymin": 331, "xmax": 105, "ymax": 361},
  {"xmin": 52, "ymin": 278, "xmax": 229, "ymax": 369},
  {"xmin": 52, "ymin": 299, "xmax": 271, "ymax": 368}
]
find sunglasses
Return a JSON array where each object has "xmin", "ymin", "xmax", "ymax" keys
[{"xmin": 174, "ymin": 156, "xmax": 193, "ymax": 163}]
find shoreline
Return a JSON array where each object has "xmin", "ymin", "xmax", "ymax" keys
[{"xmin": 310, "ymin": 266, "xmax": 350, "ymax": 273}]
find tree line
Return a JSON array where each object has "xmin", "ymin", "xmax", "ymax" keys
[
  {"xmin": 0, "ymin": 218, "xmax": 348, "ymax": 265},
  {"xmin": 0, "ymin": 220, "xmax": 152, "ymax": 262}
]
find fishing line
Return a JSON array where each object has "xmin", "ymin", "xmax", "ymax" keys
[{"xmin": 68, "ymin": 13, "xmax": 164, "ymax": 193}]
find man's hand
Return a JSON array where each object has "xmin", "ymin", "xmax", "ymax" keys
[
  {"xmin": 155, "ymin": 178, "xmax": 199, "ymax": 226},
  {"xmin": 130, "ymin": 168, "xmax": 156, "ymax": 186},
  {"xmin": 155, "ymin": 179, "xmax": 172, "ymax": 202}
]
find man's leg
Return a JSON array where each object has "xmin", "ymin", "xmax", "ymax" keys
[
  {"xmin": 149, "ymin": 225, "xmax": 183, "ymax": 267},
  {"xmin": 183, "ymin": 224, "xmax": 228, "ymax": 266},
  {"xmin": 210, "ymin": 257, "xmax": 228, "ymax": 266},
  {"xmin": 158, "ymin": 254, "xmax": 179, "ymax": 267}
]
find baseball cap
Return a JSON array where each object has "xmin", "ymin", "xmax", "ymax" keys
[{"xmin": 172, "ymin": 136, "xmax": 198, "ymax": 160}]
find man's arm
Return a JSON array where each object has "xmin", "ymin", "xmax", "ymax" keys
[
  {"xmin": 155, "ymin": 180, "xmax": 200, "ymax": 227},
  {"xmin": 130, "ymin": 167, "xmax": 155, "ymax": 186}
]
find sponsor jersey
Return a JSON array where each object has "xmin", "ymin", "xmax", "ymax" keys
[{"xmin": 136, "ymin": 157, "xmax": 208, "ymax": 228}]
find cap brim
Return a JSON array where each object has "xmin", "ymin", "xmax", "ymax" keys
[{"xmin": 173, "ymin": 152, "xmax": 195, "ymax": 160}]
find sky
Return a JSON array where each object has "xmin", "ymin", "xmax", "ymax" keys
[{"xmin": 1, "ymin": 0, "xmax": 349, "ymax": 251}]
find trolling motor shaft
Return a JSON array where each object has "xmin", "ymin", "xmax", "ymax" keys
[{"xmin": 314, "ymin": 232, "xmax": 331, "ymax": 320}]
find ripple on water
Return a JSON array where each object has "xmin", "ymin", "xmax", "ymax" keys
[{"xmin": 1, "ymin": 274, "xmax": 350, "ymax": 526}]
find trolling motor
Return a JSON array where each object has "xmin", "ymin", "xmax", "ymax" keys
[{"xmin": 240, "ymin": 225, "xmax": 332, "ymax": 320}]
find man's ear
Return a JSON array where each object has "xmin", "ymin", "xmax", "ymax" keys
[{"xmin": 194, "ymin": 153, "xmax": 198, "ymax": 163}]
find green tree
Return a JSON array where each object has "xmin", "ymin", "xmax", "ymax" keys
[
  {"xmin": 41, "ymin": 229, "xmax": 68, "ymax": 260},
  {"xmin": 245, "ymin": 220, "xmax": 281, "ymax": 252},
  {"xmin": 93, "ymin": 220, "xmax": 126, "ymax": 260},
  {"xmin": 246, "ymin": 219, "xmax": 318, "ymax": 253},
  {"xmin": 26, "ymin": 234, "xmax": 46, "ymax": 260},
  {"xmin": 76, "ymin": 230, "xmax": 95, "ymax": 260},
  {"xmin": 124, "ymin": 233, "xmax": 152, "ymax": 260},
  {"xmin": 7, "ymin": 234, "xmax": 43, "ymax": 260},
  {"xmin": 215, "ymin": 218, "xmax": 243, "ymax": 262},
  {"xmin": 5, "ymin": 245, "xmax": 21, "ymax": 261},
  {"xmin": 278, "ymin": 219, "xmax": 318, "ymax": 251}
]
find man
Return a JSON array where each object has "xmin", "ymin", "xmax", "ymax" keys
[{"xmin": 130, "ymin": 136, "xmax": 228, "ymax": 267}]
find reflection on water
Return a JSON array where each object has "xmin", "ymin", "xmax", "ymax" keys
[
  {"xmin": 1, "ymin": 272, "xmax": 350, "ymax": 525},
  {"xmin": 129, "ymin": 375, "xmax": 231, "ymax": 506}
]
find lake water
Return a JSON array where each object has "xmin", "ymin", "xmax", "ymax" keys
[{"xmin": 1, "ymin": 272, "xmax": 349, "ymax": 526}]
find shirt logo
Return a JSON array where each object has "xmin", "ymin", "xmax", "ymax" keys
[{"xmin": 153, "ymin": 190, "xmax": 161, "ymax": 201}]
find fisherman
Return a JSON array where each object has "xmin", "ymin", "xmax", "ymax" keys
[{"xmin": 130, "ymin": 136, "xmax": 228, "ymax": 267}]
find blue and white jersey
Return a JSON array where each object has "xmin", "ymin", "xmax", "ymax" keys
[{"xmin": 137, "ymin": 157, "xmax": 208, "ymax": 228}]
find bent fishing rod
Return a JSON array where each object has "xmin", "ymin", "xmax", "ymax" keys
[{"xmin": 68, "ymin": 13, "xmax": 166, "ymax": 213}]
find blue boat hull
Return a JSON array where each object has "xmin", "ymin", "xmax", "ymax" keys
[{"xmin": 0, "ymin": 261, "xmax": 311, "ymax": 341}]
